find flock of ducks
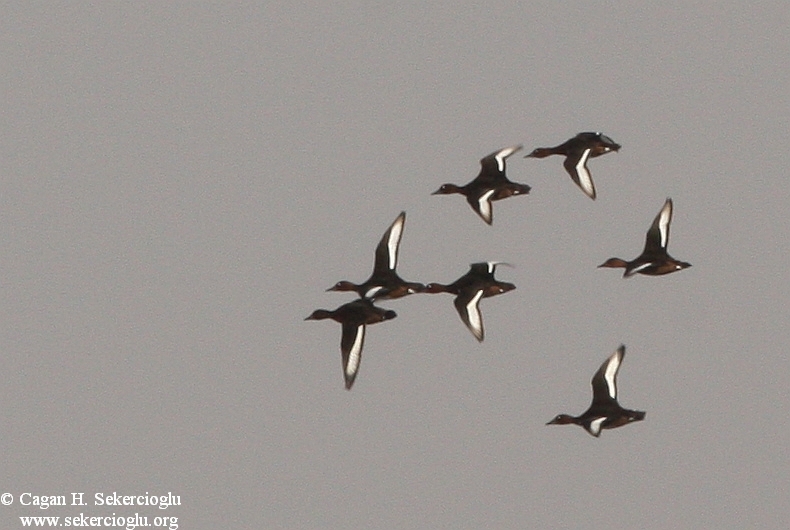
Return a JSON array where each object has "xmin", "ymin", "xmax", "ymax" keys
[{"xmin": 306, "ymin": 132, "xmax": 691, "ymax": 437}]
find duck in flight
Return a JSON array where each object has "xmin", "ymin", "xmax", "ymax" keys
[
  {"xmin": 598, "ymin": 198, "xmax": 691, "ymax": 277},
  {"xmin": 424, "ymin": 262, "xmax": 515, "ymax": 342},
  {"xmin": 327, "ymin": 211, "xmax": 425, "ymax": 299},
  {"xmin": 432, "ymin": 145, "xmax": 531, "ymax": 225},
  {"xmin": 305, "ymin": 298, "xmax": 397, "ymax": 390},
  {"xmin": 525, "ymin": 132, "xmax": 620, "ymax": 200},
  {"xmin": 547, "ymin": 345, "xmax": 645, "ymax": 437}
]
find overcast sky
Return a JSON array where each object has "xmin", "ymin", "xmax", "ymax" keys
[{"xmin": 2, "ymin": 3, "xmax": 789, "ymax": 529}]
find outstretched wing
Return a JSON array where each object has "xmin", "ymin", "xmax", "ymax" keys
[
  {"xmin": 644, "ymin": 199, "xmax": 672, "ymax": 255},
  {"xmin": 373, "ymin": 211, "xmax": 406, "ymax": 272},
  {"xmin": 563, "ymin": 148, "xmax": 596, "ymax": 200},
  {"xmin": 477, "ymin": 145, "xmax": 523, "ymax": 182},
  {"xmin": 470, "ymin": 189, "xmax": 496, "ymax": 225},
  {"xmin": 454, "ymin": 289, "xmax": 485, "ymax": 342},
  {"xmin": 340, "ymin": 323, "xmax": 366, "ymax": 390},
  {"xmin": 591, "ymin": 345, "xmax": 625, "ymax": 406}
]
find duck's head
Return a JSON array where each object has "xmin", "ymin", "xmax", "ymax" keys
[
  {"xmin": 597, "ymin": 257, "xmax": 628, "ymax": 269},
  {"xmin": 432, "ymin": 183, "xmax": 462, "ymax": 195},
  {"xmin": 546, "ymin": 414, "xmax": 576, "ymax": 426},
  {"xmin": 326, "ymin": 281, "xmax": 356, "ymax": 292},
  {"xmin": 525, "ymin": 147, "xmax": 554, "ymax": 159},
  {"xmin": 304, "ymin": 309, "xmax": 332, "ymax": 321}
]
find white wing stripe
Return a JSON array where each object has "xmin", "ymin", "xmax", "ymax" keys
[
  {"xmin": 364, "ymin": 286, "xmax": 385, "ymax": 299},
  {"xmin": 386, "ymin": 216, "xmax": 404, "ymax": 270},
  {"xmin": 346, "ymin": 325, "xmax": 365, "ymax": 378},
  {"xmin": 575, "ymin": 149, "xmax": 594, "ymax": 198},
  {"xmin": 494, "ymin": 145, "xmax": 522, "ymax": 172},
  {"xmin": 658, "ymin": 200, "xmax": 672, "ymax": 249},
  {"xmin": 477, "ymin": 189, "xmax": 495, "ymax": 223},
  {"xmin": 603, "ymin": 350, "xmax": 621, "ymax": 399},
  {"xmin": 465, "ymin": 290, "xmax": 485, "ymax": 339},
  {"xmin": 626, "ymin": 262, "xmax": 653, "ymax": 277},
  {"xmin": 589, "ymin": 417, "xmax": 606, "ymax": 436}
]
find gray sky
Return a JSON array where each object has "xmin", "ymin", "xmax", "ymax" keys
[{"xmin": 2, "ymin": 3, "xmax": 789, "ymax": 529}]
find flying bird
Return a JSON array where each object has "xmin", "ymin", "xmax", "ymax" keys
[
  {"xmin": 327, "ymin": 211, "xmax": 425, "ymax": 299},
  {"xmin": 547, "ymin": 345, "xmax": 645, "ymax": 437},
  {"xmin": 424, "ymin": 262, "xmax": 515, "ymax": 342},
  {"xmin": 598, "ymin": 198, "xmax": 691, "ymax": 277},
  {"xmin": 432, "ymin": 145, "xmax": 531, "ymax": 225},
  {"xmin": 305, "ymin": 298, "xmax": 397, "ymax": 390},
  {"xmin": 526, "ymin": 132, "xmax": 620, "ymax": 200}
]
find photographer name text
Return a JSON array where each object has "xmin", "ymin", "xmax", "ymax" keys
[{"xmin": 2, "ymin": 492, "xmax": 180, "ymax": 509}]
